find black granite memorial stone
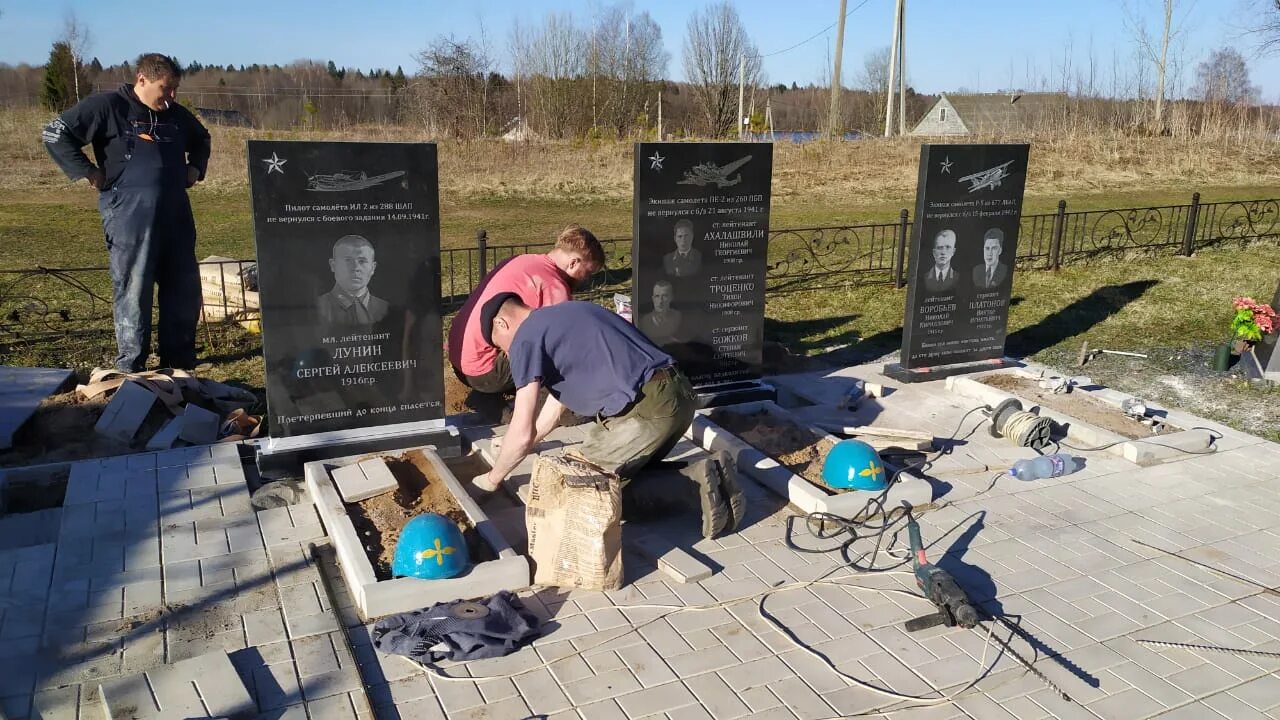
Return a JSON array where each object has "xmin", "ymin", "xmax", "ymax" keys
[
  {"xmin": 248, "ymin": 141, "xmax": 444, "ymax": 439},
  {"xmin": 632, "ymin": 142, "xmax": 773, "ymax": 388},
  {"xmin": 886, "ymin": 144, "xmax": 1030, "ymax": 382}
]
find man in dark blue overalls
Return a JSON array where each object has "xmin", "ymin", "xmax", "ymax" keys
[{"xmin": 43, "ymin": 53, "xmax": 211, "ymax": 371}]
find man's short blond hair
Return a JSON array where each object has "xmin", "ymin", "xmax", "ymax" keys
[{"xmin": 555, "ymin": 225, "xmax": 605, "ymax": 268}]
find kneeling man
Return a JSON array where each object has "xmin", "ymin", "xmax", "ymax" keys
[{"xmin": 472, "ymin": 294, "xmax": 744, "ymax": 538}]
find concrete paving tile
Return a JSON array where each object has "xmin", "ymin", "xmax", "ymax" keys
[
  {"xmin": 292, "ymin": 633, "xmax": 343, "ymax": 678},
  {"xmin": 1203, "ymin": 691, "xmax": 1272, "ymax": 720},
  {"xmin": 305, "ymin": 692, "xmax": 359, "ymax": 718},
  {"xmin": 614, "ymin": 680, "xmax": 697, "ymax": 717},
  {"xmin": 299, "ymin": 667, "xmax": 362, "ymax": 701},
  {"xmin": 684, "ymin": 671, "xmax": 750, "ymax": 719},
  {"xmin": 429, "ymin": 672, "xmax": 485, "ymax": 713},
  {"xmin": 1231, "ymin": 674, "xmax": 1280, "ymax": 711},
  {"xmin": 447, "ymin": 694, "xmax": 532, "ymax": 720},
  {"xmin": 31, "ymin": 684, "xmax": 79, "ymax": 720},
  {"xmin": 562, "ymin": 667, "xmax": 643, "ymax": 706},
  {"xmin": 616, "ymin": 642, "xmax": 676, "ymax": 687},
  {"xmin": 512, "ymin": 667, "xmax": 571, "ymax": 714},
  {"xmin": 475, "ymin": 676, "xmax": 518, "ymax": 703},
  {"xmin": 769, "ymin": 674, "xmax": 838, "ymax": 718},
  {"xmin": 1, "ymin": 692, "xmax": 33, "ymax": 719},
  {"xmin": 738, "ymin": 684, "xmax": 784, "ymax": 713},
  {"xmin": 666, "ymin": 645, "xmax": 739, "ymax": 677},
  {"xmin": 254, "ymin": 662, "xmax": 304, "ymax": 711},
  {"xmin": 285, "ymin": 611, "xmax": 339, "ymax": 640},
  {"xmin": 1087, "ymin": 687, "xmax": 1167, "ymax": 720},
  {"xmin": 381, "ymin": 695, "xmax": 448, "ymax": 719}
]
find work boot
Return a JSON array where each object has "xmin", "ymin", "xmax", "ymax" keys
[
  {"xmin": 687, "ymin": 458, "xmax": 731, "ymax": 539},
  {"xmin": 712, "ymin": 450, "xmax": 746, "ymax": 533},
  {"xmin": 621, "ymin": 459, "xmax": 731, "ymax": 539}
]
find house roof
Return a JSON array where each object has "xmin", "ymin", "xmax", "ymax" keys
[{"xmin": 920, "ymin": 92, "xmax": 1065, "ymax": 133}]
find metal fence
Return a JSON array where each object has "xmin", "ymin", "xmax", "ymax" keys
[{"xmin": 3, "ymin": 195, "xmax": 1277, "ymax": 362}]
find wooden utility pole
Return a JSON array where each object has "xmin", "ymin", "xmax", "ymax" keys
[
  {"xmin": 827, "ymin": 0, "xmax": 848, "ymax": 140},
  {"xmin": 883, "ymin": 0, "xmax": 903, "ymax": 136},
  {"xmin": 737, "ymin": 54, "xmax": 746, "ymax": 140}
]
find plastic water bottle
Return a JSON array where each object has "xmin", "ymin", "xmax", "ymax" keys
[{"xmin": 1008, "ymin": 453, "xmax": 1084, "ymax": 481}]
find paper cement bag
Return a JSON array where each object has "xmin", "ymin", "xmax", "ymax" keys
[{"xmin": 525, "ymin": 455, "xmax": 623, "ymax": 591}]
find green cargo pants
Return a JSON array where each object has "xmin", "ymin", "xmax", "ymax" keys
[{"xmin": 576, "ymin": 365, "xmax": 697, "ymax": 478}]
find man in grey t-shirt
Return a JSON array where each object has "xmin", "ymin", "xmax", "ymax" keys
[{"xmin": 471, "ymin": 294, "xmax": 745, "ymax": 538}]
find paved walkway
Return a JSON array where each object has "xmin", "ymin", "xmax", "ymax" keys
[{"xmin": 2, "ymin": 364, "xmax": 1279, "ymax": 719}]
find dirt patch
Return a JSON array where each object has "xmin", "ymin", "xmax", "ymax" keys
[
  {"xmin": 345, "ymin": 451, "xmax": 495, "ymax": 581},
  {"xmin": 4, "ymin": 469, "xmax": 69, "ymax": 512},
  {"xmin": 980, "ymin": 373, "xmax": 1180, "ymax": 440},
  {"xmin": 708, "ymin": 408, "xmax": 839, "ymax": 492},
  {"xmin": 0, "ymin": 391, "xmax": 128, "ymax": 467},
  {"xmin": 443, "ymin": 451, "xmax": 493, "ymax": 484}
]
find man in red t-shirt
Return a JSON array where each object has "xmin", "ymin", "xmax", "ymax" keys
[{"xmin": 448, "ymin": 225, "xmax": 605, "ymax": 397}]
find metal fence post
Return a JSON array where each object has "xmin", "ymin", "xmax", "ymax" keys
[
  {"xmin": 893, "ymin": 209, "xmax": 909, "ymax": 289},
  {"xmin": 1181, "ymin": 192, "xmax": 1201, "ymax": 256},
  {"xmin": 476, "ymin": 228, "xmax": 488, "ymax": 281},
  {"xmin": 1049, "ymin": 199, "xmax": 1067, "ymax": 270}
]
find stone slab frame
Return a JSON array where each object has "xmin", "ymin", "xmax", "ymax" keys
[
  {"xmin": 304, "ymin": 445, "xmax": 529, "ymax": 620},
  {"xmin": 685, "ymin": 400, "xmax": 931, "ymax": 517}
]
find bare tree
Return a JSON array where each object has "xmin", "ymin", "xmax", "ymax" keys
[
  {"xmin": 855, "ymin": 47, "xmax": 891, "ymax": 131},
  {"xmin": 683, "ymin": 2, "xmax": 762, "ymax": 137},
  {"xmin": 1194, "ymin": 47, "xmax": 1259, "ymax": 105},
  {"xmin": 1123, "ymin": 0, "xmax": 1188, "ymax": 126},
  {"xmin": 588, "ymin": 6, "xmax": 669, "ymax": 137},
  {"xmin": 511, "ymin": 13, "xmax": 588, "ymax": 139},
  {"xmin": 61, "ymin": 11, "xmax": 90, "ymax": 101},
  {"xmin": 415, "ymin": 35, "xmax": 492, "ymax": 137},
  {"xmin": 1248, "ymin": 0, "xmax": 1280, "ymax": 54}
]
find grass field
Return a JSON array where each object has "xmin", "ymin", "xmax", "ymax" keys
[{"xmin": 1, "ymin": 105, "xmax": 1277, "ymax": 445}]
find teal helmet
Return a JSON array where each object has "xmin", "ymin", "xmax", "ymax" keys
[
  {"xmin": 822, "ymin": 439, "xmax": 888, "ymax": 491},
  {"xmin": 392, "ymin": 513, "xmax": 470, "ymax": 580}
]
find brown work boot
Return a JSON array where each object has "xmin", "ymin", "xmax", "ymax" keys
[{"xmin": 712, "ymin": 450, "xmax": 746, "ymax": 533}]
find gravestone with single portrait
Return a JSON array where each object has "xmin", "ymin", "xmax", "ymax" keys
[
  {"xmin": 1241, "ymin": 279, "xmax": 1280, "ymax": 382},
  {"xmin": 632, "ymin": 142, "xmax": 774, "ymax": 403},
  {"xmin": 248, "ymin": 140, "xmax": 456, "ymax": 469},
  {"xmin": 885, "ymin": 144, "xmax": 1030, "ymax": 382}
]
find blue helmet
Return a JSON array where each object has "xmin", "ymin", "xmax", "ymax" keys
[
  {"xmin": 392, "ymin": 513, "xmax": 471, "ymax": 580},
  {"xmin": 822, "ymin": 439, "xmax": 888, "ymax": 491}
]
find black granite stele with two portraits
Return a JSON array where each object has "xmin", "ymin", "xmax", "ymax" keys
[
  {"xmin": 632, "ymin": 142, "xmax": 773, "ymax": 388},
  {"xmin": 247, "ymin": 141, "xmax": 443, "ymax": 439},
  {"xmin": 887, "ymin": 144, "xmax": 1030, "ymax": 381}
]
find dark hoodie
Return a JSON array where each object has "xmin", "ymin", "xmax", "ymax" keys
[{"xmin": 42, "ymin": 84, "xmax": 211, "ymax": 194}]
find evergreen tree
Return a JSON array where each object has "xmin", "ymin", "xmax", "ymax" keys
[
  {"xmin": 89, "ymin": 57, "xmax": 103, "ymax": 73},
  {"xmin": 41, "ymin": 41, "xmax": 76, "ymax": 112}
]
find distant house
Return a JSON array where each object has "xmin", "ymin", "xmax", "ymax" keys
[
  {"xmin": 196, "ymin": 107, "xmax": 252, "ymax": 128},
  {"xmin": 910, "ymin": 93, "xmax": 1065, "ymax": 136}
]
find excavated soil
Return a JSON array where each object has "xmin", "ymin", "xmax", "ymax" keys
[
  {"xmin": 346, "ymin": 450, "xmax": 494, "ymax": 581},
  {"xmin": 980, "ymin": 373, "xmax": 1182, "ymax": 441},
  {"xmin": 708, "ymin": 408, "xmax": 841, "ymax": 492}
]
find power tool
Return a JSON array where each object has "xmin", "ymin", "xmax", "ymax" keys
[{"xmin": 902, "ymin": 503, "xmax": 979, "ymax": 632}]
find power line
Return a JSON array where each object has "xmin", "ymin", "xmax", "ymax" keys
[{"xmin": 755, "ymin": 0, "xmax": 876, "ymax": 59}]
